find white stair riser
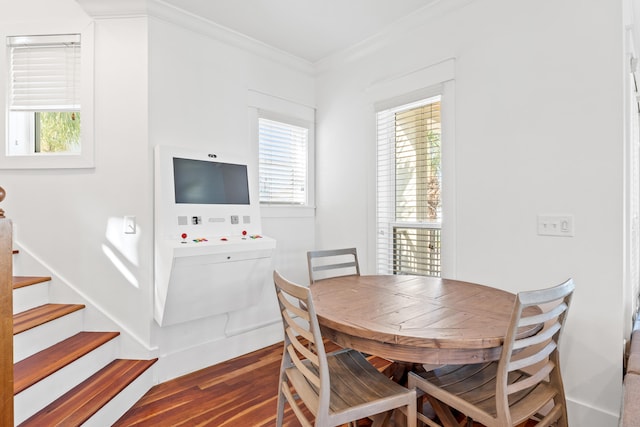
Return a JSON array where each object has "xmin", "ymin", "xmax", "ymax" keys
[
  {"xmin": 14, "ymin": 310, "xmax": 84, "ymax": 362},
  {"xmin": 13, "ymin": 282, "xmax": 49, "ymax": 314},
  {"xmin": 82, "ymin": 366, "xmax": 155, "ymax": 427},
  {"xmin": 14, "ymin": 337, "xmax": 120, "ymax": 425},
  {"xmin": 11, "ymin": 253, "xmax": 155, "ymax": 426}
]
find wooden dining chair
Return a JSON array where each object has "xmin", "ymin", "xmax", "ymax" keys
[
  {"xmin": 307, "ymin": 247, "xmax": 360, "ymax": 284},
  {"xmin": 273, "ymin": 270, "xmax": 416, "ymax": 427},
  {"xmin": 408, "ymin": 278, "xmax": 575, "ymax": 427}
]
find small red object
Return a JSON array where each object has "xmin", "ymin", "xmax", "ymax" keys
[
  {"xmin": 181, "ymin": 233, "xmax": 187, "ymax": 239},
  {"xmin": 242, "ymin": 230, "xmax": 247, "ymax": 236},
  {"xmin": 221, "ymin": 237, "xmax": 228, "ymax": 241}
]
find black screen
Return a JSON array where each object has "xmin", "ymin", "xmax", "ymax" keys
[{"xmin": 173, "ymin": 157, "xmax": 250, "ymax": 205}]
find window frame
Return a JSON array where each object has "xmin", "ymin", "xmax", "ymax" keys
[
  {"xmin": 376, "ymin": 94, "xmax": 443, "ymax": 277},
  {"xmin": 366, "ymin": 58, "xmax": 456, "ymax": 278},
  {"xmin": 249, "ymin": 90, "xmax": 315, "ymax": 219},
  {"xmin": 1, "ymin": 23, "xmax": 94, "ymax": 169},
  {"xmin": 258, "ymin": 113, "xmax": 310, "ymax": 207}
]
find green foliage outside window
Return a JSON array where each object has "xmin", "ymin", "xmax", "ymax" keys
[{"xmin": 36, "ymin": 112, "xmax": 81, "ymax": 153}]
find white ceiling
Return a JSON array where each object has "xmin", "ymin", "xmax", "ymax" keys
[{"xmin": 160, "ymin": 0, "xmax": 437, "ymax": 63}]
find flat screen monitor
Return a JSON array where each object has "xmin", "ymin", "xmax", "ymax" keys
[{"xmin": 173, "ymin": 157, "xmax": 250, "ymax": 205}]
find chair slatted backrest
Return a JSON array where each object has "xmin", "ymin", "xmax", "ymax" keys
[
  {"xmin": 307, "ymin": 248, "xmax": 360, "ymax": 284},
  {"xmin": 496, "ymin": 278, "xmax": 575, "ymax": 425},
  {"xmin": 274, "ymin": 271, "xmax": 330, "ymax": 425}
]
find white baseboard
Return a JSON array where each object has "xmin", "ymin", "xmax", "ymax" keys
[
  {"xmin": 567, "ymin": 397, "xmax": 620, "ymax": 427},
  {"xmin": 155, "ymin": 321, "xmax": 283, "ymax": 383}
]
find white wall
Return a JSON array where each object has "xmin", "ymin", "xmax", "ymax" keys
[
  {"xmin": 1, "ymin": 0, "xmax": 631, "ymax": 422},
  {"xmin": 147, "ymin": 12, "xmax": 316, "ymax": 379},
  {"xmin": 0, "ymin": 0, "xmax": 317, "ymax": 381},
  {"xmin": 0, "ymin": 1, "xmax": 153, "ymax": 353},
  {"xmin": 315, "ymin": 0, "xmax": 624, "ymax": 425}
]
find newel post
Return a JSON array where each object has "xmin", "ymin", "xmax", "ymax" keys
[{"xmin": 0, "ymin": 186, "xmax": 13, "ymax": 426}]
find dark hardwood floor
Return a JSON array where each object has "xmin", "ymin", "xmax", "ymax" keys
[
  {"xmin": 113, "ymin": 341, "xmax": 537, "ymax": 426},
  {"xmin": 113, "ymin": 340, "xmax": 364, "ymax": 426}
]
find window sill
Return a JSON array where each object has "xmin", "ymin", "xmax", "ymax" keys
[
  {"xmin": 0, "ymin": 152, "xmax": 95, "ymax": 169},
  {"xmin": 260, "ymin": 205, "xmax": 315, "ymax": 218}
]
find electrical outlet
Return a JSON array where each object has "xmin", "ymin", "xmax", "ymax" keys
[{"xmin": 537, "ymin": 215, "xmax": 574, "ymax": 237}]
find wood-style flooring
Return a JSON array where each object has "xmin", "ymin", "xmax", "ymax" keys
[
  {"xmin": 113, "ymin": 341, "xmax": 537, "ymax": 427},
  {"xmin": 113, "ymin": 340, "xmax": 374, "ymax": 426}
]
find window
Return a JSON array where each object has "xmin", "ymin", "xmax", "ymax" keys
[
  {"xmin": 258, "ymin": 117, "xmax": 309, "ymax": 205},
  {"xmin": 7, "ymin": 34, "xmax": 80, "ymax": 154},
  {"xmin": 376, "ymin": 96, "xmax": 442, "ymax": 276},
  {"xmin": 3, "ymin": 29, "xmax": 93, "ymax": 169}
]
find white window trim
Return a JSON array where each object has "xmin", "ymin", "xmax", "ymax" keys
[
  {"xmin": 367, "ymin": 58, "xmax": 456, "ymax": 278},
  {"xmin": 1, "ymin": 22, "xmax": 94, "ymax": 169},
  {"xmin": 248, "ymin": 89, "xmax": 315, "ymax": 218},
  {"xmin": 258, "ymin": 114, "xmax": 309, "ymax": 205}
]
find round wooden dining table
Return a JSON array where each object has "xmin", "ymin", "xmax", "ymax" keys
[{"xmin": 310, "ymin": 274, "xmax": 539, "ymax": 365}]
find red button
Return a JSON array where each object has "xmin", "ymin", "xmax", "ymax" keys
[
  {"xmin": 242, "ymin": 230, "xmax": 247, "ymax": 236},
  {"xmin": 181, "ymin": 233, "xmax": 187, "ymax": 239}
]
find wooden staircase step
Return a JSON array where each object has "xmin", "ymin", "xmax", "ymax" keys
[
  {"xmin": 13, "ymin": 276, "xmax": 51, "ymax": 290},
  {"xmin": 14, "ymin": 331, "xmax": 120, "ymax": 394},
  {"xmin": 19, "ymin": 358, "xmax": 158, "ymax": 427},
  {"xmin": 14, "ymin": 303, "xmax": 85, "ymax": 335}
]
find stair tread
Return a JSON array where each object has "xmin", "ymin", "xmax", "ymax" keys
[
  {"xmin": 13, "ymin": 276, "xmax": 51, "ymax": 290},
  {"xmin": 19, "ymin": 358, "xmax": 158, "ymax": 427},
  {"xmin": 14, "ymin": 331, "xmax": 121, "ymax": 394},
  {"xmin": 14, "ymin": 303, "xmax": 85, "ymax": 335}
]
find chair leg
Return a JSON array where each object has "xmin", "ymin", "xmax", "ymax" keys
[{"xmin": 275, "ymin": 388, "xmax": 285, "ymax": 427}]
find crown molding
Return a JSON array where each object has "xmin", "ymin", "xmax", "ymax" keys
[
  {"xmin": 314, "ymin": 0, "xmax": 475, "ymax": 75},
  {"xmin": 75, "ymin": 0, "xmax": 150, "ymax": 18},
  {"xmin": 75, "ymin": 0, "xmax": 315, "ymax": 75}
]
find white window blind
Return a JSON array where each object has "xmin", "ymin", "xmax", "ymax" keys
[
  {"xmin": 7, "ymin": 34, "xmax": 81, "ymax": 112},
  {"xmin": 259, "ymin": 117, "xmax": 308, "ymax": 205},
  {"xmin": 376, "ymin": 96, "xmax": 442, "ymax": 276}
]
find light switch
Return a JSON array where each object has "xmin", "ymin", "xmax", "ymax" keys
[{"xmin": 124, "ymin": 216, "xmax": 136, "ymax": 234}]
